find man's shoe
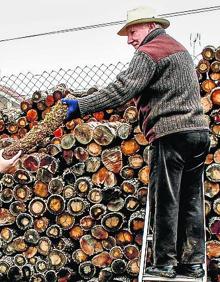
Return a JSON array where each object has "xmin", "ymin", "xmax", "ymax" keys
[
  {"xmin": 177, "ymin": 264, "xmax": 205, "ymax": 278},
  {"xmin": 146, "ymin": 265, "xmax": 176, "ymax": 278}
]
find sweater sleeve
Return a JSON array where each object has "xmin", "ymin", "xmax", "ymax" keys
[{"xmin": 77, "ymin": 51, "xmax": 156, "ymax": 116}]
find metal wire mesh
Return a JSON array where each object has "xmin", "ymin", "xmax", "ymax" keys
[
  {"xmin": 0, "ymin": 53, "xmax": 199, "ymax": 111},
  {"xmin": 0, "ymin": 62, "xmax": 129, "ymax": 110}
]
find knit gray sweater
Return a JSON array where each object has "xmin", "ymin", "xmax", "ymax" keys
[{"xmin": 77, "ymin": 28, "xmax": 209, "ymax": 143}]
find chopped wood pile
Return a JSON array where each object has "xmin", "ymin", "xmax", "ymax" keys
[
  {"xmin": 0, "ymin": 84, "xmax": 148, "ymax": 282},
  {"xmin": 0, "ymin": 44, "xmax": 220, "ymax": 281},
  {"xmin": 198, "ymin": 45, "xmax": 220, "ymax": 282}
]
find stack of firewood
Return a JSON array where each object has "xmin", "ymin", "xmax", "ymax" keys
[
  {"xmin": 0, "ymin": 85, "xmax": 150, "ymax": 282},
  {"xmin": 198, "ymin": 45, "xmax": 220, "ymax": 282},
  {"xmin": 1, "ymin": 44, "xmax": 220, "ymax": 281}
]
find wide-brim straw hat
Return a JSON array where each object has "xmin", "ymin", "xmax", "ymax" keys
[{"xmin": 118, "ymin": 6, "xmax": 170, "ymax": 36}]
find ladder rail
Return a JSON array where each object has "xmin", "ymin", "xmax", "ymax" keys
[
  {"xmin": 138, "ymin": 179, "xmax": 208, "ymax": 282},
  {"xmin": 138, "ymin": 189, "xmax": 151, "ymax": 282}
]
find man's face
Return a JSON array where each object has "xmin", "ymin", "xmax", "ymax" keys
[{"xmin": 127, "ymin": 23, "xmax": 152, "ymax": 49}]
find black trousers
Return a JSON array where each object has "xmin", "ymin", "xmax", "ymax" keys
[{"xmin": 149, "ymin": 130, "xmax": 210, "ymax": 266}]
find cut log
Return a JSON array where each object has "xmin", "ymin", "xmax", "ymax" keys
[
  {"xmin": 74, "ymin": 123, "xmax": 94, "ymax": 145},
  {"xmin": 47, "ymin": 195, "xmax": 65, "ymax": 215},
  {"xmin": 201, "ymin": 45, "xmax": 216, "ymax": 61},
  {"xmin": 98, "ymin": 267, "xmax": 113, "ymax": 282},
  {"xmin": 56, "ymin": 212, "xmax": 75, "ymax": 230},
  {"xmin": 85, "ymin": 157, "xmax": 101, "ymax": 173},
  {"xmin": 74, "ymin": 176, "xmax": 92, "ymax": 195},
  {"xmin": 205, "ymin": 200, "xmax": 212, "ymax": 216},
  {"xmin": 123, "ymin": 106, "xmax": 138, "ymax": 124},
  {"xmin": 48, "ymin": 250, "xmax": 67, "ymax": 270},
  {"xmin": 205, "ymin": 153, "xmax": 214, "ymax": 165},
  {"xmin": 201, "ymin": 79, "xmax": 216, "ymax": 93},
  {"xmin": 60, "ymin": 134, "xmax": 75, "ymax": 150},
  {"xmin": 123, "ymin": 244, "xmax": 140, "ymax": 260},
  {"xmin": 134, "ymin": 132, "xmax": 148, "ymax": 146},
  {"xmin": 91, "ymin": 252, "xmax": 112, "ymax": 268},
  {"xmin": 90, "ymin": 204, "xmax": 106, "ymax": 220},
  {"xmin": 34, "ymin": 217, "xmax": 49, "ymax": 233},
  {"xmin": 129, "ymin": 210, "xmax": 145, "ymax": 233},
  {"xmin": 125, "ymin": 196, "xmax": 140, "ymax": 212},
  {"xmin": 69, "ymin": 225, "xmax": 85, "ymax": 240},
  {"xmin": 120, "ymin": 166, "xmax": 135, "ymax": 180},
  {"xmin": 138, "ymin": 166, "xmax": 150, "ymax": 185},
  {"xmin": 101, "ymin": 147, "xmax": 123, "ymax": 173},
  {"xmin": 128, "ymin": 154, "xmax": 144, "ymax": 169},
  {"xmin": 121, "ymin": 139, "xmax": 140, "ymax": 156},
  {"xmin": 86, "ymin": 142, "xmax": 102, "ymax": 156},
  {"xmin": 121, "ymin": 179, "xmax": 140, "ymax": 194},
  {"xmin": 126, "ymin": 258, "xmax": 140, "ymax": 277},
  {"xmin": 211, "ymin": 61, "xmax": 220, "ymax": 73},
  {"xmin": 111, "ymin": 259, "xmax": 127, "ymax": 274},
  {"xmin": 213, "ymin": 199, "xmax": 220, "ymax": 216},
  {"xmin": 101, "ymin": 212, "xmax": 124, "ymax": 232},
  {"xmin": 107, "ymin": 197, "xmax": 125, "ymax": 212},
  {"xmin": 78, "ymin": 261, "xmax": 96, "ymax": 280},
  {"xmin": 213, "ymin": 149, "xmax": 220, "ymax": 163},
  {"xmin": 115, "ymin": 229, "xmax": 133, "ymax": 246},
  {"xmin": 28, "ymin": 197, "xmax": 46, "ymax": 217},
  {"xmin": 92, "ymin": 167, "xmax": 117, "ymax": 187},
  {"xmin": 67, "ymin": 197, "xmax": 89, "ymax": 216},
  {"xmin": 7, "ymin": 123, "xmax": 18, "ymax": 134},
  {"xmin": 206, "ymin": 163, "xmax": 220, "ymax": 182},
  {"xmin": 210, "ymin": 72, "xmax": 220, "ymax": 81},
  {"xmin": 91, "ymin": 225, "xmax": 109, "ymax": 240},
  {"xmin": 62, "ymin": 149, "xmax": 74, "ymax": 165},
  {"xmin": 48, "ymin": 177, "xmax": 64, "ymax": 194},
  {"xmin": 109, "ymin": 246, "xmax": 123, "ymax": 259},
  {"xmin": 80, "ymin": 216, "xmax": 95, "ymax": 231},
  {"xmin": 215, "ymin": 46, "xmax": 220, "ymax": 61},
  {"xmin": 204, "ymin": 180, "xmax": 219, "ymax": 198},
  {"xmin": 117, "ymin": 123, "xmax": 132, "ymax": 140},
  {"xmin": 72, "ymin": 249, "xmax": 88, "ymax": 264},
  {"xmin": 93, "ymin": 123, "xmax": 116, "ymax": 146},
  {"xmin": 206, "ymin": 240, "xmax": 220, "ymax": 259},
  {"xmin": 209, "ymin": 217, "xmax": 220, "ymax": 237},
  {"xmin": 74, "ymin": 147, "xmax": 89, "ymax": 162},
  {"xmin": 197, "ymin": 59, "xmax": 210, "ymax": 73},
  {"xmin": 80, "ymin": 235, "xmax": 103, "ymax": 256},
  {"xmin": 37, "ymin": 237, "xmax": 51, "ymax": 256},
  {"xmin": 20, "ymin": 99, "xmax": 33, "ymax": 113},
  {"xmin": 101, "ymin": 236, "xmax": 116, "ymax": 250},
  {"xmin": 88, "ymin": 188, "xmax": 103, "ymax": 204},
  {"xmin": 137, "ymin": 187, "xmax": 148, "ymax": 206},
  {"xmin": 210, "ymin": 87, "xmax": 220, "ymax": 106},
  {"xmin": 72, "ymin": 162, "xmax": 85, "ymax": 176},
  {"xmin": 201, "ymin": 96, "xmax": 213, "ymax": 113}
]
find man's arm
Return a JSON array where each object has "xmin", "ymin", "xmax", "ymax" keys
[{"xmin": 63, "ymin": 52, "xmax": 156, "ymax": 119}]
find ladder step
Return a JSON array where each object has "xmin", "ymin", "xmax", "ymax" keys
[
  {"xmin": 142, "ymin": 274, "xmax": 203, "ymax": 282},
  {"xmin": 147, "ymin": 234, "xmax": 153, "ymax": 241}
]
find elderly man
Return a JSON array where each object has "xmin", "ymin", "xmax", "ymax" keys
[{"xmin": 62, "ymin": 6, "xmax": 209, "ymax": 278}]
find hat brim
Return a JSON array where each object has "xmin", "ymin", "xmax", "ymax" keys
[{"xmin": 117, "ymin": 18, "xmax": 170, "ymax": 36}]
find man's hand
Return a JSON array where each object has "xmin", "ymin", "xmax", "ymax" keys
[
  {"xmin": 61, "ymin": 99, "xmax": 80, "ymax": 121},
  {"xmin": 0, "ymin": 149, "xmax": 22, "ymax": 173}
]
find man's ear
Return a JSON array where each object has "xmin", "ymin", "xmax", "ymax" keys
[{"xmin": 148, "ymin": 22, "xmax": 156, "ymax": 31}]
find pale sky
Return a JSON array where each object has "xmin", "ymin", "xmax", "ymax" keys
[{"xmin": 0, "ymin": 0, "xmax": 219, "ymax": 76}]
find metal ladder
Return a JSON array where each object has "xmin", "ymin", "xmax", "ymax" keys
[{"xmin": 138, "ymin": 188, "xmax": 207, "ymax": 282}]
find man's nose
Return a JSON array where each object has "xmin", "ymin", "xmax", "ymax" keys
[{"xmin": 127, "ymin": 36, "xmax": 133, "ymax": 45}]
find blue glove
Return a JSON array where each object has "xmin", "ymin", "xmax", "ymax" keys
[{"xmin": 61, "ymin": 99, "xmax": 80, "ymax": 121}]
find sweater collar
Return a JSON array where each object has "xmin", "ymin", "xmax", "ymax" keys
[{"xmin": 140, "ymin": 28, "xmax": 166, "ymax": 46}]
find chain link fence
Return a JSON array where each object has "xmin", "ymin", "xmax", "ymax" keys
[
  {"xmin": 0, "ymin": 62, "xmax": 129, "ymax": 110},
  {"xmin": 0, "ymin": 52, "xmax": 201, "ymax": 111}
]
